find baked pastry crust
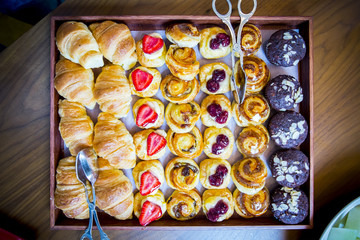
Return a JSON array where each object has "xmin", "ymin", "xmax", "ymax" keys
[
  {"xmin": 165, "ymin": 157, "xmax": 200, "ymax": 191},
  {"xmin": 134, "ymin": 190, "xmax": 166, "ymax": 220},
  {"xmin": 199, "ymin": 62, "xmax": 231, "ymax": 95},
  {"xmin": 234, "ymin": 24, "xmax": 262, "ymax": 57},
  {"xmin": 165, "ymin": 101, "xmax": 201, "ymax": 133},
  {"xmin": 132, "ymin": 160, "xmax": 165, "ymax": 195},
  {"xmin": 133, "ymin": 129, "xmax": 167, "ymax": 160},
  {"xmin": 160, "ymin": 74, "xmax": 199, "ymax": 103},
  {"xmin": 199, "ymin": 27, "xmax": 232, "ymax": 59},
  {"xmin": 233, "ymin": 187, "xmax": 269, "ymax": 218},
  {"xmin": 201, "ymin": 94, "xmax": 232, "ymax": 128},
  {"xmin": 136, "ymin": 33, "xmax": 166, "ymax": 68},
  {"xmin": 166, "ymin": 189, "xmax": 202, "ymax": 221},
  {"xmin": 129, "ymin": 66, "xmax": 161, "ymax": 97},
  {"xmin": 199, "ymin": 158, "xmax": 231, "ymax": 189},
  {"xmin": 167, "ymin": 126, "xmax": 203, "ymax": 158},
  {"xmin": 202, "ymin": 188, "xmax": 234, "ymax": 222},
  {"xmin": 203, "ymin": 127, "xmax": 234, "ymax": 159},
  {"xmin": 166, "ymin": 23, "xmax": 201, "ymax": 48},
  {"xmin": 236, "ymin": 124, "xmax": 270, "ymax": 157},
  {"xmin": 133, "ymin": 98, "xmax": 165, "ymax": 129}
]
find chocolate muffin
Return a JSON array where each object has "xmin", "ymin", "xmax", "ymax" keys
[
  {"xmin": 269, "ymin": 149, "xmax": 309, "ymax": 188},
  {"xmin": 265, "ymin": 75, "xmax": 303, "ymax": 111},
  {"xmin": 265, "ymin": 29, "xmax": 306, "ymax": 67},
  {"xmin": 268, "ymin": 111, "xmax": 308, "ymax": 148}
]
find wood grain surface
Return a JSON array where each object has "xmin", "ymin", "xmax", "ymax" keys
[{"xmin": 0, "ymin": 0, "xmax": 359, "ymax": 239}]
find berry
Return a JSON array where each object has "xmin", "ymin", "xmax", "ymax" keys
[
  {"xmin": 207, "ymin": 103, "xmax": 222, "ymax": 117},
  {"xmin": 206, "ymin": 79, "xmax": 220, "ymax": 92}
]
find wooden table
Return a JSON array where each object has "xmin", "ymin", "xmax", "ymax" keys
[{"xmin": 0, "ymin": 0, "xmax": 359, "ymax": 239}]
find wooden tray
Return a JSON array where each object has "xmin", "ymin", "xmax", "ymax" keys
[{"xmin": 50, "ymin": 15, "xmax": 313, "ymax": 230}]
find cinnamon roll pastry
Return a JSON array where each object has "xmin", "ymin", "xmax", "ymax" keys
[
  {"xmin": 160, "ymin": 74, "xmax": 199, "ymax": 104},
  {"xmin": 236, "ymin": 124, "xmax": 270, "ymax": 157},
  {"xmin": 199, "ymin": 158, "xmax": 231, "ymax": 189},
  {"xmin": 165, "ymin": 44, "xmax": 200, "ymax": 81},
  {"xmin": 134, "ymin": 190, "xmax": 166, "ymax": 226},
  {"xmin": 202, "ymin": 188, "xmax": 234, "ymax": 222},
  {"xmin": 133, "ymin": 129, "xmax": 167, "ymax": 160},
  {"xmin": 165, "ymin": 157, "xmax": 200, "ymax": 191},
  {"xmin": 232, "ymin": 94, "xmax": 270, "ymax": 127},
  {"xmin": 132, "ymin": 160, "xmax": 165, "ymax": 196},
  {"xmin": 234, "ymin": 24, "xmax": 262, "ymax": 57},
  {"xmin": 133, "ymin": 98, "xmax": 164, "ymax": 129},
  {"xmin": 201, "ymin": 94, "xmax": 232, "ymax": 128},
  {"xmin": 165, "ymin": 101, "xmax": 201, "ymax": 133},
  {"xmin": 166, "ymin": 23, "xmax": 201, "ymax": 48},
  {"xmin": 166, "ymin": 189, "xmax": 202, "ymax": 221},
  {"xmin": 233, "ymin": 187, "xmax": 269, "ymax": 218},
  {"xmin": 136, "ymin": 33, "xmax": 166, "ymax": 68},
  {"xmin": 129, "ymin": 66, "xmax": 161, "ymax": 97},
  {"xmin": 167, "ymin": 126, "xmax": 203, "ymax": 158},
  {"xmin": 199, "ymin": 62, "xmax": 232, "ymax": 94},
  {"xmin": 231, "ymin": 157, "xmax": 267, "ymax": 195},
  {"xmin": 199, "ymin": 27, "xmax": 232, "ymax": 59},
  {"xmin": 203, "ymin": 127, "xmax": 234, "ymax": 159}
]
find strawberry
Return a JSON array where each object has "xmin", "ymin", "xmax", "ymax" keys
[
  {"xmin": 140, "ymin": 171, "xmax": 161, "ymax": 196},
  {"xmin": 147, "ymin": 132, "xmax": 166, "ymax": 156},
  {"xmin": 131, "ymin": 69, "xmax": 153, "ymax": 91},
  {"xmin": 142, "ymin": 34, "xmax": 164, "ymax": 54},
  {"xmin": 136, "ymin": 104, "xmax": 158, "ymax": 127},
  {"xmin": 139, "ymin": 200, "xmax": 162, "ymax": 226}
]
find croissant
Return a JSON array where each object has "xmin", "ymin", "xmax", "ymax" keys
[
  {"xmin": 58, "ymin": 100, "xmax": 94, "ymax": 156},
  {"xmin": 56, "ymin": 21, "xmax": 103, "ymax": 69}
]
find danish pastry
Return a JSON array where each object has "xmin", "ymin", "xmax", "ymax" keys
[
  {"xmin": 199, "ymin": 27, "xmax": 231, "ymax": 59},
  {"xmin": 167, "ymin": 126, "xmax": 203, "ymax": 158},
  {"xmin": 203, "ymin": 127, "xmax": 234, "ymax": 159},
  {"xmin": 199, "ymin": 158, "xmax": 231, "ymax": 189},
  {"xmin": 234, "ymin": 24, "xmax": 262, "ymax": 57},
  {"xmin": 199, "ymin": 62, "xmax": 231, "ymax": 94},
  {"xmin": 129, "ymin": 66, "xmax": 161, "ymax": 98},
  {"xmin": 233, "ymin": 187, "xmax": 269, "ymax": 218},
  {"xmin": 166, "ymin": 23, "xmax": 200, "ymax": 48},
  {"xmin": 136, "ymin": 33, "xmax": 166, "ymax": 68},
  {"xmin": 202, "ymin": 188, "xmax": 234, "ymax": 222},
  {"xmin": 166, "ymin": 189, "xmax": 202, "ymax": 221},
  {"xmin": 201, "ymin": 94, "xmax": 232, "ymax": 128},
  {"xmin": 132, "ymin": 160, "xmax": 165, "ymax": 196},
  {"xmin": 134, "ymin": 190, "xmax": 166, "ymax": 226},
  {"xmin": 133, "ymin": 98, "xmax": 164, "ymax": 129},
  {"xmin": 165, "ymin": 101, "xmax": 201, "ymax": 133},
  {"xmin": 236, "ymin": 124, "xmax": 269, "ymax": 157},
  {"xmin": 133, "ymin": 129, "xmax": 167, "ymax": 160},
  {"xmin": 160, "ymin": 74, "xmax": 199, "ymax": 103},
  {"xmin": 165, "ymin": 157, "xmax": 200, "ymax": 191}
]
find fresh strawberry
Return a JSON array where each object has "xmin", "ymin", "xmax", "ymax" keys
[
  {"xmin": 142, "ymin": 34, "xmax": 164, "ymax": 54},
  {"xmin": 131, "ymin": 69, "xmax": 153, "ymax": 91},
  {"xmin": 139, "ymin": 200, "xmax": 162, "ymax": 226},
  {"xmin": 140, "ymin": 171, "xmax": 161, "ymax": 196},
  {"xmin": 136, "ymin": 104, "xmax": 158, "ymax": 127},
  {"xmin": 147, "ymin": 132, "xmax": 166, "ymax": 156}
]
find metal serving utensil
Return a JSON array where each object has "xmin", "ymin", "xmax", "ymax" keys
[{"xmin": 212, "ymin": 0, "xmax": 257, "ymax": 104}]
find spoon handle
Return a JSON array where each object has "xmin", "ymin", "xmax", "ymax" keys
[
  {"xmin": 81, "ymin": 187, "xmax": 94, "ymax": 240},
  {"xmin": 91, "ymin": 184, "xmax": 110, "ymax": 240}
]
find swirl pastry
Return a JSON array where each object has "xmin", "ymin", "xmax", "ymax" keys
[
  {"xmin": 165, "ymin": 101, "xmax": 201, "ymax": 133},
  {"xmin": 201, "ymin": 94, "xmax": 232, "ymax": 128},
  {"xmin": 165, "ymin": 157, "xmax": 200, "ymax": 191},
  {"xmin": 129, "ymin": 66, "xmax": 161, "ymax": 97},
  {"xmin": 133, "ymin": 98, "xmax": 164, "ymax": 129},
  {"xmin": 136, "ymin": 33, "xmax": 166, "ymax": 68},
  {"xmin": 202, "ymin": 188, "xmax": 234, "ymax": 222},
  {"xmin": 234, "ymin": 24, "xmax": 262, "ymax": 57},
  {"xmin": 199, "ymin": 158, "xmax": 231, "ymax": 189},
  {"xmin": 231, "ymin": 157, "xmax": 267, "ymax": 195},
  {"xmin": 233, "ymin": 187, "xmax": 269, "ymax": 218},
  {"xmin": 236, "ymin": 124, "xmax": 270, "ymax": 157},
  {"xmin": 166, "ymin": 189, "xmax": 202, "ymax": 221},
  {"xmin": 232, "ymin": 94, "xmax": 270, "ymax": 127},
  {"xmin": 199, "ymin": 62, "xmax": 232, "ymax": 94},
  {"xmin": 235, "ymin": 56, "xmax": 270, "ymax": 94},
  {"xmin": 199, "ymin": 27, "xmax": 232, "ymax": 59},
  {"xmin": 166, "ymin": 23, "xmax": 201, "ymax": 48},
  {"xmin": 203, "ymin": 127, "xmax": 234, "ymax": 159},
  {"xmin": 132, "ymin": 160, "xmax": 165, "ymax": 196},
  {"xmin": 133, "ymin": 129, "xmax": 167, "ymax": 160},
  {"xmin": 167, "ymin": 126, "xmax": 203, "ymax": 158},
  {"xmin": 134, "ymin": 190, "xmax": 166, "ymax": 226},
  {"xmin": 160, "ymin": 74, "xmax": 199, "ymax": 104}
]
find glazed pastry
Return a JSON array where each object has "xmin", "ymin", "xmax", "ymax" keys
[
  {"xmin": 199, "ymin": 27, "xmax": 232, "ymax": 59},
  {"xmin": 160, "ymin": 74, "xmax": 199, "ymax": 104},
  {"xmin": 236, "ymin": 124, "xmax": 269, "ymax": 157},
  {"xmin": 233, "ymin": 187, "xmax": 270, "ymax": 218},
  {"xmin": 56, "ymin": 21, "xmax": 103, "ymax": 69},
  {"xmin": 94, "ymin": 65, "xmax": 132, "ymax": 118},
  {"xmin": 133, "ymin": 129, "xmax": 167, "ymax": 160},
  {"xmin": 93, "ymin": 112, "xmax": 136, "ymax": 169},
  {"xmin": 232, "ymin": 94, "xmax": 270, "ymax": 127},
  {"xmin": 165, "ymin": 157, "xmax": 200, "ymax": 191},
  {"xmin": 199, "ymin": 158, "xmax": 231, "ymax": 189},
  {"xmin": 134, "ymin": 190, "xmax": 166, "ymax": 226},
  {"xmin": 95, "ymin": 157, "xmax": 134, "ymax": 220},
  {"xmin": 234, "ymin": 24, "xmax": 262, "ymax": 57},
  {"xmin": 129, "ymin": 66, "xmax": 161, "ymax": 97},
  {"xmin": 132, "ymin": 160, "xmax": 165, "ymax": 196},
  {"xmin": 201, "ymin": 94, "xmax": 232, "ymax": 128},
  {"xmin": 202, "ymin": 188, "xmax": 234, "ymax": 222},
  {"xmin": 231, "ymin": 157, "xmax": 267, "ymax": 195},
  {"xmin": 165, "ymin": 101, "xmax": 201, "ymax": 133},
  {"xmin": 166, "ymin": 23, "xmax": 200, "ymax": 48},
  {"xmin": 58, "ymin": 100, "xmax": 93, "ymax": 156},
  {"xmin": 165, "ymin": 44, "xmax": 200, "ymax": 81},
  {"xmin": 167, "ymin": 126, "xmax": 203, "ymax": 158},
  {"xmin": 136, "ymin": 33, "xmax": 166, "ymax": 68},
  {"xmin": 203, "ymin": 127, "xmax": 234, "ymax": 159},
  {"xmin": 199, "ymin": 62, "xmax": 231, "ymax": 94},
  {"xmin": 133, "ymin": 98, "xmax": 164, "ymax": 129},
  {"xmin": 166, "ymin": 189, "xmax": 202, "ymax": 221},
  {"xmin": 89, "ymin": 21, "xmax": 137, "ymax": 70}
]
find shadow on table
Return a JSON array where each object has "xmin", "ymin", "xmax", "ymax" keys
[{"xmin": 0, "ymin": 212, "xmax": 36, "ymax": 239}]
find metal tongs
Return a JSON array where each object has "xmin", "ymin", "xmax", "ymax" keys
[{"xmin": 212, "ymin": 0, "xmax": 257, "ymax": 104}]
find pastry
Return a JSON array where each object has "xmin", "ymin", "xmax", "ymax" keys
[
  {"xmin": 265, "ymin": 29, "xmax": 306, "ymax": 67},
  {"xmin": 133, "ymin": 129, "xmax": 167, "ymax": 160},
  {"xmin": 199, "ymin": 27, "xmax": 231, "ymax": 59},
  {"xmin": 233, "ymin": 187, "xmax": 270, "ymax": 218},
  {"xmin": 236, "ymin": 124, "xmax": 269, "ymax": 157},
  {"xmin": 199, "ymin": 158, "xmax": 231, "ymax": 189},
  {"xmin": 58, "ymin": 100, "xmax": 93, "ymax": 156},
  {"xmin": 234, "ymin": 23, "xmax": 262, "ymax": 57},
  {"xmin": 160, "ymin": 74, "xmax": 199, "ymax": 104},
  {"xmin": 134, "ymin": 190, "xmax": 166, "ymax": 226},
  {"xmin": 232, "ymin": 94, "xmax": 270, "ymax": 127},
  {"xmin": 93, "ymin": 112, "xmax": 136, "ymax": 169},
  {"xmin": 165, "ymin": 157, "xmax": 200, "ymax": 191},
  {"xmin": 203, "ymin": 127, "xmax": 234, "ymax": 159},
  {"xmin": 133, "ymin": 98, "xmax": 164, "ymax": 129},
  {"xmin": 268, "ymin": 111, "xmax": 308, "ymax": 148},
  {"xmin": 56, "ymin": 21, "xmax": 103, "ymax": 69},
  {"xmin": 89, "ymin": 21, "xmax": 137, "ymax": 70},
  {"xmin": 136, "ymin": 33, "xmax": 166, "ymax": 68},
  {"xmin": 94, "ymin": 64, "xmax": 132, "ymax": 118},
  {"xmin": 202, "ymin": 188, "xmax": 234, "ymax": 222},
  {"xmin": 199, "ymin": 62, "xmax": 232, "ymax": 94},
  {"xmin": 166, "ymin": 23, "xmax": 201, "ymax": 48},
  {"xmin": 167, "ymin": 126, "xmax": 203, "ymax": 158},
  {"xmin": 165, "ymin": 44, "xmax": 200, "ymax": 81},
  {"xmin": 201, "ymin": 94, "xmax": 232, "ymax": 128},
  {"xmin": 132, "ymin": 160, "xmax": 165, "ymax": 196},
  {"xmin": 166, "ymin": 189, "xmax": 202, "ymax": 221},
  {"xmin": 231, "ymin": 157, "xmax": 267, "ymax": 195},
  {"xmin": 129, "ymin": 66, "xmax": 161, "ymax": 97},
  {"xmin": 165, "ymin": 101, "xmax": 201, "ymax": 133}
]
